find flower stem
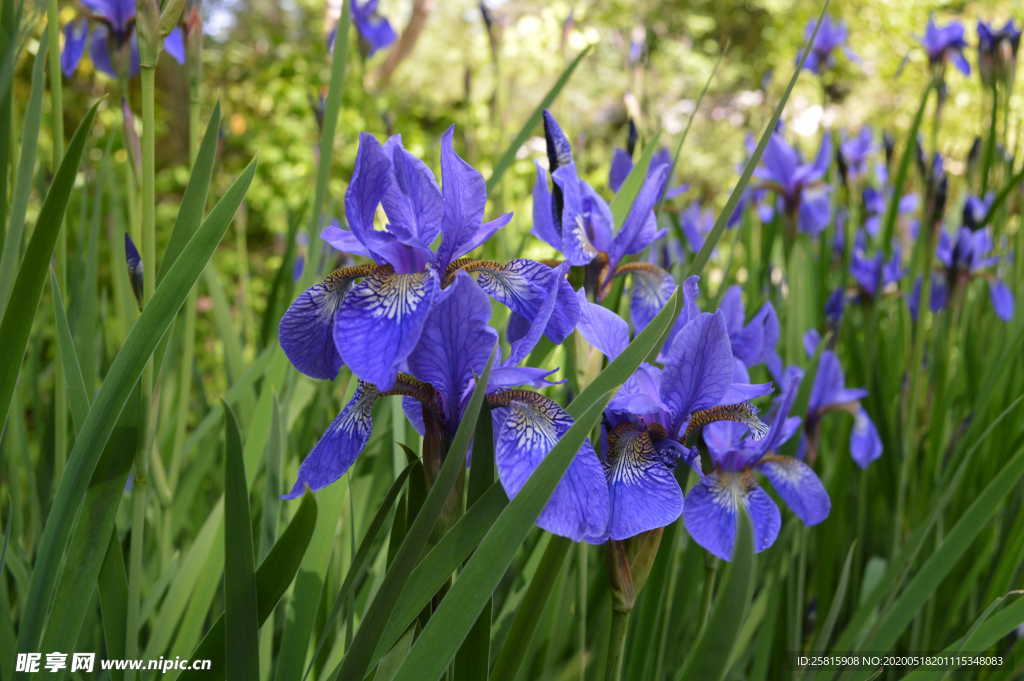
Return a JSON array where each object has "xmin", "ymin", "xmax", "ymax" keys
[{"xmin": 604, "ymin": 607, "xmax": 631, "ymax": 681}]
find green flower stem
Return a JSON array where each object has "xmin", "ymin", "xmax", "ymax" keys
[
  {"xmin": 47, "ymin": 0, "xmax": 68, "ymax": 481},
  {"xmin": 604, "ymin": 607, "xmax": 631, "ymax": 681}
]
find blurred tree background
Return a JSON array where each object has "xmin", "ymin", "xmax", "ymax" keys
[{"xmin": 14, "ymin": 0, "xmax": 1019, "ymax": 376}]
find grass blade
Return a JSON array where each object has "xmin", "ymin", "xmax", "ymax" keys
[
  {"xmin": 335, "ymin": 350, "xmax": 497, "ymax": 681},
  {"xmin": 223, "ymin": 405, "xmax": 260, "ymax": 681},
  {"xmin": 48, "ymin": 269, "xmax": 90, "ymax": 432},
  {"xmin": 176, "ymin": 492, "xmax": 319, "ymax": 681},
  {"xmin": 686, "ymin": 0, "xmax": 831, "ymax": 277},
  {"xmin": 0, "ymin": 101, "xmax": 98, "ymax": 434},
  {"xmin": 15, "ymin": 158, "xmax": 255, "ymax": 658},
  {"xmin": 486, "ymin": 46, "xmax": 591, "ymax": 192}
]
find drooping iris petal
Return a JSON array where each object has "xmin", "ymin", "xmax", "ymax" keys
[
  {"xmin": 605, "ymin": 428, "xmax": 683, "ymax": 540},
  {"xmin": 989, "ymin": 278, "xmax": 1014, "ymax": 321},
  {"xmin": 755, "ymin": 366, "xmax": 804, "ymax": 456},
  {"xmin": 628, "ymin": 264, "xmax": 676, "ymax": 332},
  {"xmin": 407, "ymin": 272, "xmax": 497, "ymax": 426},
  {"xmin": 163, "ymin": 26, "xmax": 186, "ymax": 64},
  {"xmin": 755, "ymin": 456, "xmax": 830, "ymax": 525},
  {"xmin": 492, "ymin": 393, "xmax": 610, "ymax": 543},
  {"xmin": 575, "ymin": 289, "xmax": 630, "ymax": 360},
  {"xmin": 382, "ymin": 138, "xmax": 444, "ymax": 248},
  {"xmin": 282, "ymin": 382, "xmax": 379, "ymax": 498},
  {"xmin": 505, "ymin": 263, "xmax": 569, "ymax": 366},
  {"xmin": 334, "ymin": 269, "xmax": 438, "ymax": 390},
  {"xmin": 436, "ymin": 126, "xmax": 488, "ymax": 269},
  {"xmin": 475, "ymin": 259, "xmax": 577, "ymax": 344},
  {"xmin": 798, "ymin": 191, "xmax": 831, "ymax": 236},
  {"xmin": 683, "ymin": 473, "xmax": 781, "ymax": 561},
  {"xmin": 61, "ymin": 20, "xmax": 90, "ymax": 77},
  {"xmin": 849, "ymin": 406, "xmax": 883, "ymax": 468},
  {"xmin": 279, "ymin": 274, "xmax": 354, "ymax": 380},
  {"xmin": 352, "ymin": 0, "xmax": 397, "ymax": 55},
  {"xmin": 660, "ymin": 312, "xmax": 735, "ymax": 434}
]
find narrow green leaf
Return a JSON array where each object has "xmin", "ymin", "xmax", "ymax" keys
[
  {"xmin": 881, "ymin": 80, "xmax": 934, "ymax": 255},
  {"xmin": 686, "ymin": 0, "xmax": 831, "ymax": 277},
  {"xmin": 98, "ymin": 533, "xmax": 130, "ymax": 674},
  {"xmin": 159, "ymin": 102, "xmax": 222, "ymax": 280},
  {"xmin": 375, "ymin": 482, "xmax": 508, "ymax": 661},
  {"xmin": 175, "ymin": 493, "xmax": 318, "ymax": 681},
  {"xmin": 0, "ymin": 101, "xmax": 98, "ymax": 434},
  {"xmin": 335, "ymin": 351, "xmax": 497, "ymax": 681},
  {"xmin": 16, "ymin": 158, "xmax": 255, "ymax": 657},
  {"xmin": 0, "ymin": 28, "xmax": 47, "ymax": 317},
  {"xmin": 302, "ymin": 463, "xmax": 418, "ymax": 681},
  {"xmin": 845, "ymin": 445, "xmax": 1024, "ymax": 670},
  {"xmin": 48, "ymin": 269, "xmax": 90, "ymax": 432},
  {"xmin": 487, "ymin": 536, "xmax": 572, "ymax": 681},
  {"xmin": 486, "ymin": 46, "xmax": 591, "ymax": 192},
  {"xmin": 223, "ymin": 405, "xmax": 260, "ymax": 681},
  {"xmin": 40, "ymin": 387, "xmax": 140, "ymax": 654},
  {"xmin": 387, "ymin": 396, "xmax": 612, "ymax": 681},
  {"xmin": 676, "ymin": 514, "xmax": 756, "ymax": 681}
]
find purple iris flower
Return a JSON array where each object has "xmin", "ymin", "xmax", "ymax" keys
[
  {"xmin": 608, "ymin": 146, "xmax": 688, "ymax": 200},
  {"xmin": 962, "ymin": 193, "xmax": 993, "ymax": 230},
  {"xmin": 679, "ymin": 202, "xmax": 714, "ymax": 254},
  {"xmin": 533, "ymin": 111, "xmax": 675, "ymax": 330},
  {"xmin": 977, "ymin": 20, "xmax": 1020, "ymax": 86},
  {"xmin": 284, "ymin": 272, "xmax": 607, "ymax": 543},
  {"xmin": 574, "ymin": 281, "xmax": 774, "ymax": 544},
  {"xmin": 754, "ymin": 132, "xmax": 833, "ymax": 236},
  {"xmin": 685, "ymin": 366, "xmax": 830, "ymax": 561},
  {"xmin": 62, "ymin": 0, "xmax": 185, "ymax": 79},
  {"xmin": 798, "ymin": 14, "xmax": 860, "ymax": 75},
  {"xmin": 839, "ymin": 127, "xmax": 873, "ymax": 182},
  {"xmin": 717, "ymin": 285, "xmax": 782, "ymax": 377},
  {"xmin": 929, "ymin": 226, "xmax": 1015, "ymax": 321},
  {"xmin": 328, "ymin": 0, "xmax": 397, "ymax": 56},
  {"xmin": 850, "ymin": 241, "xmax": 904, "ymax": 298},
  {"xmin": 862, "ymin": 178, "xmax": 919, "ymax": 238},
  {"xmin": 802, "ymin": 330, "xmax": 882, "ymax": 468},
  {"xmin": 280, "ymin": 127, "xmax": 577, "ymax": 391},
  {"xmin": 920, "ymin": 17, "xmax": 971, "ymax": 76},
  {"xmin": 124, "ymin": 232, "xmax": 143, "ymax": 306}
]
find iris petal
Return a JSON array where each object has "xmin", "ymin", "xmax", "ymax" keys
[
  {"xmin": 849, "ymin": 406, "xmax": 883, "ymax": 468},
  {"xmin": 628, "ymin": 264, "xmax": 676, "ymax": 332},
  {"xmin": 492, "ymin": 392, "xmax": 609, "ymax": 543},
  {"xmin": 283, "ymin": 382, "xmax": 379, "ymax": 498},
  {"xmin": 381, "ymin": 139, "xmax": 443, "ymax": 248},
  {"xmin": 660, "ymin": 312, "xmax": 735, "ymax": 435},
  {"xmin": 335, "ymin": 269, "xmax": 438, "ymax": 390},
  {"xmin": 575, "ymin": 289, "xmax": 630, "ymax": 360},
  {"xmin": 605, "ymin": 429, "xmax": 683, "ymax": 540},
  {"xmin": 437, "ymin": 126, "xmax": 488, "ymax": 270},
  {"xmin": 475, "ymin": 259, "xmax": 578, "ymax": 344},
  {"xmin": 755, "ymin": 455, "xmax": 830, "ymax": 525},
  {"xmin": 61, "ymin": 20, "xmax": 89, "ymax": 77},
  {"xmin": 684, "ymin": 473, "xmax": 780, "ymax": 561},
  {"xmin": 279, "ymin": 277, "xmax": 352, "ymax": 380}
]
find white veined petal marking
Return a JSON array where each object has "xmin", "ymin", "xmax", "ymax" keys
[
  {"xmin": 711, "ymin": 471, "xmax": 755, "ymax": 513},
  {"xmin": 352, "ymin": 270, "xmax": 431, "ymax": 320},
  {"xmin": 568, "ymin": 214, "xmax": 600, "ymax": 258},
  {"xmin": 606, "ymin": 428, "xmax": 658, "ymax": 486},
  {"xmin": 331, "ymin": 382, "xmax": 381, "ymax": 437}
]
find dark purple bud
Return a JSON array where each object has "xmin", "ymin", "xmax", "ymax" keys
[
  {"xmin": 625, "ymin": 118, "xmax": 638, "ymax": 158},
  {"xmin": 124, "ymin": 233, "xmax": 144, "ymax": 307}
]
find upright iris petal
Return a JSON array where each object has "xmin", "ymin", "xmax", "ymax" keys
[
  {"xmin": 660, "ymin": 312, "xmax": 735, "ymax": 435},
  {"xmin": 351, "ymin": 0, "xmax": 397, "ymax": 56},
  {"xmin": 61, "ymin": 20, "xmax": 90, "ymax": 77}
]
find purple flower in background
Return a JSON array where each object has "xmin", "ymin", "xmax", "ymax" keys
[
  {"xmin": 802, "ymin": 331, "xmax": 882, "ymax": 468},
  {"xmin": 755, "ymin": 132, "xmax": 832, "ymax": 236},
  {"xmin": 920, "ymin": 17, "xmax": 971, "ymax": 76},
  {"xmin": 280, "ymin": 127, "xmax": 577, "ymax": 391},
  {"xmin": 685, "ymin": 367, "xmax": 829, "ymax": 561},
  {"xmin": 124, "ymin": 232, "xmax": 143, "ymax": 306},
  {"xmin": 962, "ymin": 193, "xmax": 993, "ymax": 230},
  {"xmin": 329, "ymin": 0, "xmax": 397, "ymax": 56},
  {"xmin": 851, "ymin": 242, "xmax": 904, "ymax": 298},
  {"xmin": 576, "ymin": 288, "xmax": 773, "ymax": 544},
  {"xmin": 717, "ymin": 285, "xmax": 782, "ymax": 376},
  {"xmin": 930, "ymin": 227, "xmax": 1015, "ymax": 320},
  {"xmin": 862, "ymin": 178, "xmax": 919, "ymax": 238},
  {"xmin": 679, "ymin": 202, "xmax": 714, "ymax": 254},
  {"xmin": 798, "ymin": 15, "xmax": 859, "ymax": 75},
  {"xmin": 839, "ymin": 127, "xmax": 874, "ymax": 182},
  {"xmin": 977, "ymin": 20, "xmax": 1020, "ymax": 86},
  {"xmin": 62, "ymin": 0, "xmax": 185, "ymax": 79}
]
